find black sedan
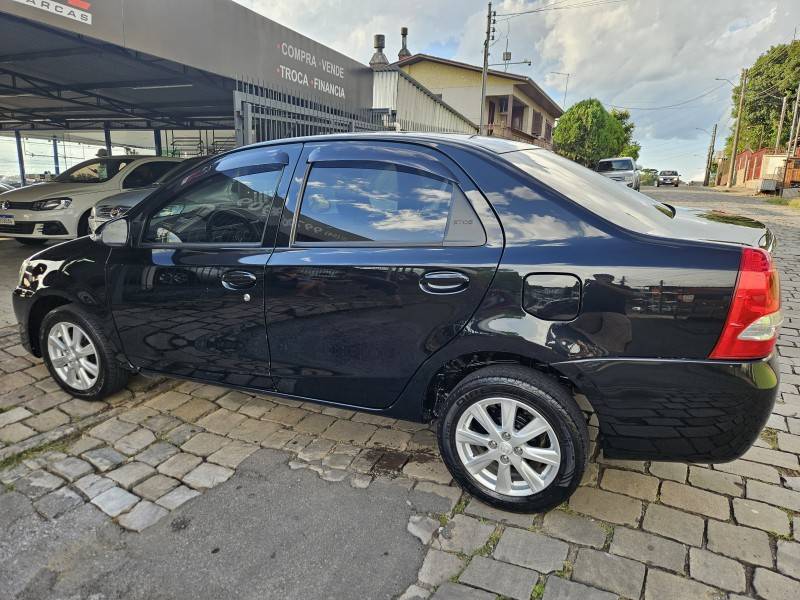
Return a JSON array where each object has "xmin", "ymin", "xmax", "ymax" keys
[{"xmin": 12, "ymin": 134, "xmax": 780, "ymax": 512}]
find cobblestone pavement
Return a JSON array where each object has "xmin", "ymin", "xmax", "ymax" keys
[{"xmin": 1, "ymin": 186, "xmax": 800, "ymax": 599}]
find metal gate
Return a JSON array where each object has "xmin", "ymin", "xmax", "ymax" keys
[{"xmin": 234, "ymin": 78, "xmax": 392, "ymax": 146}]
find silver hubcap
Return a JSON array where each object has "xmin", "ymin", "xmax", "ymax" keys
[
  {"xmin": 455, "ymin": 397, "xmax": 561, "ymax": 497},
  {"xmin": 47, "ymin": 321, "xmax": 99, "ymax": 391}
]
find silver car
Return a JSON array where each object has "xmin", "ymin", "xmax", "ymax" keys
[
  {"xmin": 596, "ymin": 157, "xmax": 640, "ymax": 192},
  {"xmin": 656, "ymin": 170, "xmax": 680, "ymax": 187},
  {"xmin": 89, "ymin": 157, "xmax": 206, "ymax": 232}
]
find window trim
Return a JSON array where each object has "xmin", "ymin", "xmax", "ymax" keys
[
  {"xmin": 137, "ymin": 163, "xmax": 286, "ymax": 250},
  {"xmin": 289, "ymin": 161, "xmax": 468, "ymax": 249}
]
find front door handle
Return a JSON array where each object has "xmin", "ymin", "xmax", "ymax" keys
[
  {"xmin": 420, "ymin": 271, "xmax": 470, "ymax": 294},
  {"xmin": 221, "ymin": 270, "xmax": 257, "ymax": 290}
]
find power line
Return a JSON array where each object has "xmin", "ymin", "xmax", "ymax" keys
[
  {"xmin": 496, "ymin": 0, "xmax": 628, "ymax": 20},
  {"xmin": 606, "ymin": 83, "xmax": 728, "ymax": 111}
]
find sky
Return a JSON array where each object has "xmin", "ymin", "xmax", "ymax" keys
[{"xmin": 233, "ymin": 0, "xmax": 800, "ymax": 181}]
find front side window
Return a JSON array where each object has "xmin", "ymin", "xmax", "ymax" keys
[
  {"xmin": 295, "ymin": 164, "xmax": 455, "ymax": 244},
  {"xmin": 55, "ymin": 158, "xmax": 135, "ymax": 184},
  {"xmin": 142, "ymin": 168, "xmax": 282, "ymax": 245}
]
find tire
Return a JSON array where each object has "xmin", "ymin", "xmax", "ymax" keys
[
  {"xmin": 77, "ymin": 211, "xmax": 91, "ymax": 237},
  {"xmin": 39, "ymin": 305, "xmax": 128, "ymax": 401},
  {"xmin": 437, "ymin": 365, "xmax": 589, "ymax": 513},
  {"xmin": 16, "ymin": 238, "xmax": 47, "ymax": 246}
]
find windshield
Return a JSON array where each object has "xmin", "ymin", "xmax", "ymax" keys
[
  {"xmin": 154, "ymin": 158, "xmax": 206, "ymax": 185},
  {"xmin": 55, "ymin": 158, "xmax": 135, "ymax": 184},
  {"xmin": 597, "ymin": 159, "xmax": 634, "ymax": 172},
  {"xmin": 506, "ymin": 149, "xmax": 676, "ymax": 235},
  {"xmin": 660, "ymin": 171, "xmax": 678, "ymax": 176}
]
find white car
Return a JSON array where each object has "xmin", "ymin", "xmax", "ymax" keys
[{"xmin": 0, "ymin": 155, "xmax": 182, "ymax": 246}]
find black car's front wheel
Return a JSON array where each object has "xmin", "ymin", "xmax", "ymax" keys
[
  {"xmin": 438, "ymin": 365, "xmax": 588, "ymax": 513},
  {"xmin": 40, "ymin": 306, "xmax": 129, "ymax": 401}
]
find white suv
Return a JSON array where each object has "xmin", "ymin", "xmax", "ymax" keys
[{"xmin": 0, "ymin": 156, "xmax": 182, "ymax": 245}]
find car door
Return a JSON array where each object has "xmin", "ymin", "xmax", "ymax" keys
[
  {"xmin": 264, "ymin": 140, "xmax": 503, "ymax": 409},
  {"xmin": 107, "ymin": 144, "xmax": 301, "ymax": 387}
]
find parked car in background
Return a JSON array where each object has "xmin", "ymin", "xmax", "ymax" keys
[
  {"xmin": 89, "ymin": 157, "xmax": 206, "ymax": 233},
  {"xmin": 657, "ymin": 170, "xmax": 680, "ymax": 187},
  {"xmin": 13, "ymin": 134, "xmax": 780, "ymax": 513},
  {"xmin": 0, "ymin": 155, "xmax": 182, "ymax": 245},
  {"xmin": 596, "ymin": 157, "xmax": 640, "ymax": 191}
]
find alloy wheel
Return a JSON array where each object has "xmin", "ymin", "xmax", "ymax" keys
[
  {"xmin": 455, "ymin": 396, "xmax": 561, "ymax": 497},
  {"xmin": 47, "ymin": 321, "xmax": 100, "ymax": 391}
]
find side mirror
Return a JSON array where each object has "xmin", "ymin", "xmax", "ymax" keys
[{"xmin": 93, "ymin": 218, "xmax": 129, "ymax": 247}]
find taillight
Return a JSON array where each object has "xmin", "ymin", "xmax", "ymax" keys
[{"xmin": 710, "ymin": 247, "xmax": 781, "ymax": 360}]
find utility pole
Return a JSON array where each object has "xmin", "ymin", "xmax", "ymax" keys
[
  {"xmin": 703, "ymin": 123, "xmax": 717, "ymax": 187},
  {"xmin": 727, "ymin": 68, "xmax": 747, "ymax": 188},
  {"xmin": 775, "ymin": 95, "xmax": 788, "ymax": 152},
  {"xmin": 479, "ymin": 2, "xmax": 495, "ymax": 135},
  {"xmin": 784, "ymin": 81, "xmax": 800, "ymax": 191}
]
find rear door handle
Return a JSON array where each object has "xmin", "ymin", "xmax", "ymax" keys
[
  {"xmin": 221, "ymin": 270, "xmax": 257, "ymax": 290},
  {"xmin": 420, "ymin": 271, "xmax": 470, "ymax": 294}
]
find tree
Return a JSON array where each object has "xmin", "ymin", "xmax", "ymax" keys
[
  {"xmin": 610, "ymin": 109, "xmax": 641, "ymax": 160},
  {"xmin": 727, "ymin": 40, "xmax": 800, "ymax": 153},
  {"xmin": 552, "ymin": 99, "xmax": 626, "ymax": 167}
]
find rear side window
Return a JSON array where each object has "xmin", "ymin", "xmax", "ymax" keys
[
  {"xmin": 124, "ymin": 161, "xmax": 181, "ymax": 189},
  {"xmin": 295, "ymin": 163, "xmax": 484, "ymax": 246}
]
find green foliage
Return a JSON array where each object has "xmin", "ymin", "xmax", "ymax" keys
[
  {"xmin": 611, "ymin": 109, "xmax": 641, "ymax": 160},
  {"xmin": 640, "ymin": 169, "xmax": 657, "ymax": 186},
  {"xmin": 553, "ymin": 99, "xmax": 627, "ymax": 167},
  {"xmin": 727, "ymin": 40, "xmax": 800, "ymax": 153}
]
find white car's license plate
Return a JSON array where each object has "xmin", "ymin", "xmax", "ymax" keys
[{"xmin": 0, "ymin": 214, "xmax": 14, "ymax": 226}]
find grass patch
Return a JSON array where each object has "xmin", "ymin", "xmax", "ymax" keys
[
  {"xmin": 438, "ymin": 514, "xmax": 449, "ymax": 527},
  {"xmin": 530, "ymin": 578, "xmax": 546, "ymax": 600},
  {"xmin": 0, "ymin": 433, "xmax": 79, "ymax": 473},
  {"xmin": 555, "ymin": 560, "xmax": 573, "ymax": 579},
  {"xmin": 452, "ymin": 495, "xmax": 469, "ymax": 515},
  {"xmin": 759, "ymin": 428, "xmax": 778, "ymax": 450},
  {"xmin": 475, "ymin": 526, "xmax": 503, "ymax": 557}
]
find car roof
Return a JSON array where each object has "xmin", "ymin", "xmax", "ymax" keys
[{"xmin": 598, "ymin": 157, "xmax": 634, "ymax": 161}]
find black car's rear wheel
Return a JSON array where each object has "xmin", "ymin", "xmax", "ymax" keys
[
  {"xmin": 438, "ymin": 365, "xmax": 588, "ymax": 513},
  {"xmin": 40, "ymin": 305, "xmax": 128, "ymax": 400}
]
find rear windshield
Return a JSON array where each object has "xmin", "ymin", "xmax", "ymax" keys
[
  {"xmin": 597, "ymin": 159, "xmax": 634, "ymax": 172},
  {"xmin": 505, "ymin": 149, "xmax": 675, "ymax": 235}
]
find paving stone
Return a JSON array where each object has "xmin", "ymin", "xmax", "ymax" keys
[
  {"xmin": 283, "ymin": 433, "xmax": 315, "ymax": 454},
  {"xmin": 753, "ymin": 568, "xmax": 799, "ymax": 600},
  {"xmin": 430, "ymin": 582, "xmax": 495, "ymax": 600},
  {"xmin": 435, "ymin": 514, "xmax": 495, "ymax": 555},
  {"xmin": 644, "ymin": 569, "xmax": 721, "ymax": 600},
  {"xmin": 157, "ymin": 453, "xmax": 202, "ymax": 479},
  {"xmin": 407, "ymin": 429, "xmax": 437, "ymax": 452},
  {"xmin": 542, "ymin": 510, "xmax": 608, "ymax": 548},
  {"xmin": 689, "ymin": 548, "xmax": 746, "ymax": 592},
  {"xmin": 573, "ymin": 548, "xmax": 645, "ymax": 598},
  {"xmin": 0, "ymin": 422, "xmax": 36, "ymax": 443},
  {"xmin": 163, "ymin": 423, "xmax": 203, "ymax": 446},
  {"xmin": 183, "ymin": 462, "xmax": 234, "ymax": 490},
  {"xmin": 777, "ymin": 540, "xmax": 800, "ymax": 579},
  {"xmin": 215, "ymin": 390, "xmax": 251, "ymax": 409},
  {"xmin": 459, "ymin": 555, "xmax": 538, "ymax": 600},
  {"xmin": 409, "ymin": 481, "xmax": 462, "ymax": 513},
  {"xmin": 135, "ymin": 442, "xmax": 179, "ymax": 467},
  {"xmin": 542, "ymin": 576, "xmax": 616, "ymax": 600},
  {"xmin": 568, "ymin": 486, "xmax": 643, "ymax": 526},
  {"xmin": 169, "ymin": 397, "xmax": 215, "ymax": 422},
  {"xmin": 14, "ymin": 469, "xmax": 64, "ymax": 498},
  {"xmin": 145, "ymin": 391, "xmax": 192, "ymax": 411},
  {"xmin": 133, "ymin": 474, "xmax": 180, "ymax": 501},
  {"xmin": 67, "ymin": 436, "xmax": 103, "ymax": 456},
  {"xmin": 196, "ymin": 408, "xmax": 247, "ymax": 435},
  {"xmin": 465, "ymin": 499, "xmax": 534, "ymax": 529},
  {"xmin": 597, "ymin": 453, "xmax": 646, "ymax": 472},
  {"xmin": 294, "ymin": 413, "xmax": 336, "ymax": 435},
  {"xmin": 688, "ymin": 466, "xmax": 744, "ymax": 497},
  {"xmin": 398, "ymin": 584, "xmax": 431, "ymax": 600},
  {"xmin": 207, "ymin": 440, "xmax": 258, "ymax": 468},
  {"xmin": 707, "ymin": 520, "xmax": 772, "ymax": 567},
  {"xmin": 407, "ymin": 514, "xmax": 440, "ymax": 545},
  {"xmin": 374, "ymin": 450, "xmax": 410, "ymax": 473},
  {"xmin": 142, "ymin": 414, "xmax": 182, "ymax": 435},
  {"xmin": 321, "ymin": 452, "xmax": 354, "ymax": 470},
  {"xmin": 107, "ymin": 462, "xmax": 156, "ymax": 490},
  {"xmin": 48, "ymin": 456, "xmax": 93, "ymax": 482},
  {"xmin": 601, "ymin": 468, "xmax": 659, "ymax": 501},
  {"xmin": 741, "ymin": 446, "xmax": 799, "ymax": 469},
  {"xmin": 350, "ymin": 448, "xmax": 384, "ymax": 473},
  {"xmin": 91, "ymin": 486, "xmax": 139, "ymax": 517},
  {"xmin": 33, "ymin": 486, "xmax": 84, "ymax": 519},
  {"xmin": 777, "ymin": 431, "xmax": 800, "ymax": 453},
  {"xmin": 0, "ymin": 406, "xmax": 32, "ymax": 428},
  {"xmin": 24, "ymin": 393, "xmax": 67, "ymax": 414},
  {"xmin": 610, "ymin": 527, "xmax": 687, "ymax": 573},
  {"xmin": 418, "ymin": 548, "xmax": 466, "ymax": 586},
  {"xmin": 321, "ymin": 419, "xmax": 377, "ymax": 444},
  {"xmin": 228, "ymin": 418, "xmax": 281, "ymax": 443},
  {"xmin": 59, "ymin": 398, "xmax": 106, "ymax": 419},
  {"xmin": 712, "ymin": 459, "xmax": 782, "ymax": 484},
  {"xmin": 367, "ymin": 428, "xmax": 412, "ymax": 451},
  {"xmin": 297, "ymin": 438, "xmax": 335, "ymax": 462},
  {"xmin": 747, "ymin": 480, "xmax": 800, "ymax": 512},
  {"xmin": 90, "ymin": 418, "xmax": 138, "ymax": 444},
  {"xmin": 118, "ymin": 500, "xmax": 169, "ymax": 532},
  {"xmin": 180, "ymin": 432, "xmax": 230, "ymax": 457},
  {"xmin": 118, "ymin": 406, "xmax": 159, "ymax": 424},
  {"xmin": 733, "ymin": 498, "xmax": 791, "ymax": 535},
  {"xmin": 494, "ymin": 528, "xmax": 569, "ymax": 573},
  {"xmin": 660, "ymin": 481, "xmax": 730, "ymax": 520},
  {"xmin": 795, "ymin": 516, "xmax": 800, "ymax": 542},
  {"xmin": 259, "ymin": 428, "xmax": 296, "ymax": 449},
  {"xmin": 24, "ymin": 408, "xmax": 69, "ymax": 432},
  {"xmin": 82, "ymin": 447, "xmax": 126, "ymax": 472},
  {"xmin": 320, "ymin": 406, "xmax": 355, "ymax": 419},
  {"xmin": 402, "ymin": 457, "xmax": 452, "ymax": 485},
  {"xmin": 265, "ymin": 404, "xmax": 310, "ymax": 426},
  {"xmin": 156, "ymin": 485, "xmax": 201, "ymax": 510},
  {"xmin": 114, "ymin": 428, "xmax": 157, "ymax": 456},
  {"xmin": 72, "ymin": 474, "xmax": 115, "ymax": 500},
  {"xmin": 648, "ymin": 461, "xmax": 687, "ymax": 483}
]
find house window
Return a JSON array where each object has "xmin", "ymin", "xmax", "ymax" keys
[
  {"xmin": 532, "ymin": 111, "xmax": 543, "ymax": 137},
  {"xmin": 545, "ymin": 122, "xmax": 553, "ymax": 141}
]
